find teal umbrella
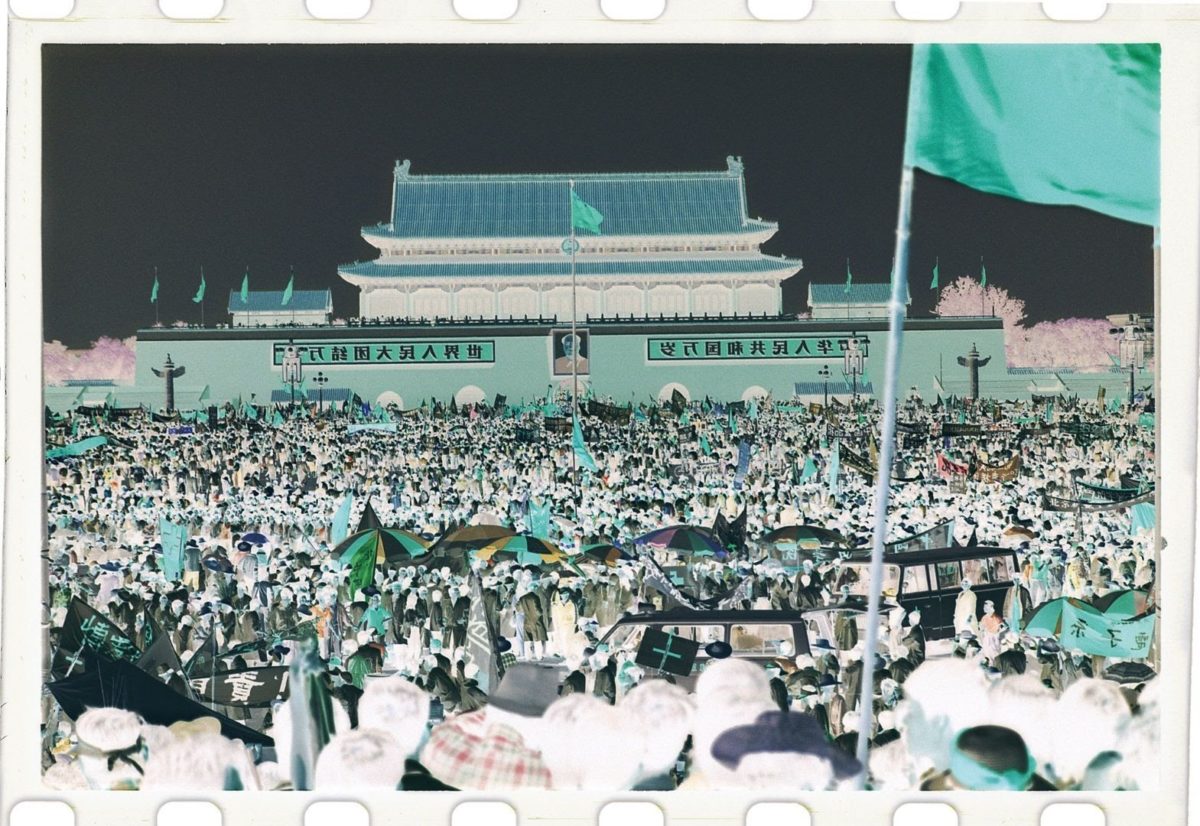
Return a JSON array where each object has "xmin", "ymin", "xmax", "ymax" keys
[
  {"xmin": 475, "ymin": 534, "xmax": 566, "ymax": 566},
  {"xmin": 334, "ymin": 528, "xmax": 430, "ymax": 567},
  {"xmin": 1022, "ymin": 597, "xmax": 1101, "ymax": 637}
]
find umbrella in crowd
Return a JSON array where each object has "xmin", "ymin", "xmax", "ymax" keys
[
  {"xmin": 760, "ymin": 524, "xmax": 848, "ymax": 550},
  {"xmin": 333, "ymin": 528, "xmax": 430, "ymax": 567},
  {"xmin": 428, "ymin": 524, "xmax": 516, "ymax": 556},
  {"xmin": 240, "ymin": 532, "xmax": 269, "ymax": 546},
  {"xmin": 1022, "ymin": 597, "xmax": 1101, "ymax": 638},
  {"xmin": 202, "ymin": 554, "xmax": 234, "ymax": 574},
  {"xmin": 1103, "ymin": 662, "xmax": 1156, "ymax": 685},
  {"xmin": 475, "ymin": 534, "xmax": 567, "ymax": 566},
  {"xmin": 581, "ymin": 542, "xmax": 634, "ymax": 567},
  {"xmin": 1091, "ymin": 588, "xmax": 1150, "ymax": 618},
  {"xmin": 635, "ymin": 525, "xmax": 726, "ymax": 558}
]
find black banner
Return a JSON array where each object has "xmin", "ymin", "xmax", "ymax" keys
[
  {"xmin": 189, "ymin": 666, "xmax": 290, "ymax": 707},
  {"xmin": 53, "ymin": 599, "xmax": 141, "ymax": 678}
]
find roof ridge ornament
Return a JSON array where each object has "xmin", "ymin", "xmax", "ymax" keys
[
  {"xmin": 395, "ymin": 159, "xmax": 412, "ymax": 179},
  {"xmin": 726, "ymin": 155, "xmax": 744, "ymax": 176}
]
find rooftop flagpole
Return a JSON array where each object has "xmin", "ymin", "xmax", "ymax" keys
[{"xmin": 854, "ymin": 164, "xmax": 914, "ymax": 785}]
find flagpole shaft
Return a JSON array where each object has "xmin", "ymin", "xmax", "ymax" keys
[
  {"xmin": 570, "ymin": 181, "xmax": 579, "ymax": 499},
  {"xmin": 854, "ymin": 165, "xmax": 914, "ymax": 783}
]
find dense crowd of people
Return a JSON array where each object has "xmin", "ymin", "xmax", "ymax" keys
[{"xmin": 40, "ymin": 390, "xmax": 1158, "ymax": 791}]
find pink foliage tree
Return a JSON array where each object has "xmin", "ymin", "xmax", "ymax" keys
[
  {"xmin": 933, "ymin": 275, "xmax": 1119, "ymax": 370},
  {"xmin": 43, "ymin": 337, "xmax": 137, "ymax": 385},
  {"xmin": 1007, "ymin": 318, "xmax": 1119, "ymax": 372}
]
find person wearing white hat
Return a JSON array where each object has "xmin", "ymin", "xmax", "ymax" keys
[{"xmin": 72, "ymin": 708, "xmax": 147, "ymax": 790}]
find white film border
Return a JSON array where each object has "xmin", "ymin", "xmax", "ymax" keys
[{"xmin": 3, "ymin": 2, "xmax": 1196, "ymax": 825}]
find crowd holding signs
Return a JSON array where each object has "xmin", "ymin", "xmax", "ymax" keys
[{"xmin": 39, "ymin": 388, "xmax": 1158, "ymax": 791}]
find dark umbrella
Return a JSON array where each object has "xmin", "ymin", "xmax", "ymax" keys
[
  {"xmin": 202, "ymin": 555, "xmax": 235, "ymax": 574},
  {"xmin": 581, "ymin": 543, "xmax": 634, "ymax": 567},
  {"xmin": 428, "ymin": 524, "xmax": 517, "ymax": 556},
  {"xmin": 760, "ymin": 525, "xmax": 848, "ymax": 550},
  {"xmin": 475, "ymin": 534, "xmax": 566, "ymax": 565},
  {"xmin": 333, "ymin": 528, "xmax": 430, "ymax": 567},
  {"xmin": 356, "ymin": 499, "xmax": 385, "ymax": 532},
  {"xmin": 241, "ymin": 532, "xmax": 269, "ymax": 545},
  {"xmin": 1103, "ymin": 662, "xmax": 1156, "ymax": 684},
  {"xmin": 635, "ymin": 525, "xmax": 726, "ymax": 557}
]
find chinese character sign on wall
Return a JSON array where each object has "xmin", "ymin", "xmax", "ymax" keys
[
  {"xmin": 272, "ymin": 340, "xmax": 495, "ymax": 367},
  {"xmin": 647, "ymin": 335, "xmax": 869, "ymax": 361}
]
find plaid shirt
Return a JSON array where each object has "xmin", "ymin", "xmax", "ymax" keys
[{"xmin": 421, "ymin": 710, "xmax": 552, "ymax": 790}]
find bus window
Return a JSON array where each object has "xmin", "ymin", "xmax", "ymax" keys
[
  {"xmin": 834, "ymin": 564, "xmax": 868, "ymax": 596},
  {"xmin": 901, "ymin": 564, "xmax": 931, "ymax": 594},
  {"xmin": 962, "ymin": 557, "xmax": 993, "ymax": 585},
  {"xmin": 991, "ymin": 555, "xmax": 1015, "ymax": 581},
  {"xmin": 730, "ymin": 624, "xmax": 795, "ymax": 656},
  {"xmin": 880, "ymin": 565, "xmax": 902, "ymax": 598},
  {"xmin": 661, "ymin": 625, "xmax": 725, "ymax": 646},
  {"xmin": 935, "ymin": 561, "xmax": 962, "ymax": 591}
]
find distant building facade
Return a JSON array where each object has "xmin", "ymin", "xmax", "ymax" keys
[
  {"xmin": 808, "ymin": 282, "xmax": 911, "ymax": 320},
  {"xmin": 227, "ymin": 290, "xmax": 332, "ymax": 327},
  {"xmin": 338, "ymin": 157, "xmax": 802, "ymax": 322}
]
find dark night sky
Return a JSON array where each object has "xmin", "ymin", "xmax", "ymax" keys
[{"xmin": 42, "ymin": 44, "xmax": 1154, "ymax": 348}]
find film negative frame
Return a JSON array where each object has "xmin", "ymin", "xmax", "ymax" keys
[{"xmin": 3, "ymin": 2, "xmax": 1197, "ymax": 824}]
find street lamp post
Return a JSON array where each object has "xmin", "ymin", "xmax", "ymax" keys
[
  {"xmin": 1110, "ymin": 323, "xmax": 1146, "ymax": 406},
  {"xmin": 313, "ymin": 371, "xmax": 329, "ymax": 414},
  {"xmin": 843, "ymin": 335, "xmax": 865, "ymax": 405},
  {"xmin": 817, "ymin": 364, "xmax": 831, "ymax": 408},
  {"xmin": 281, "ymin": 339, "xmax": 303, "ymax": 410}
]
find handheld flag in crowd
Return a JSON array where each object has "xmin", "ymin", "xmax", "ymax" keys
[
  {"xmin": 572, "ymin": 416, "xmax": 599, "ymax": 472},
  {"xmin": 330, "ymin": 493, "xmax": 354, "ymax": 545},
  {"xmin": 828, "ymin": 441, "xmax": 841, "ymax": 496},
  {"xmin": 527, "ymin": 498, "xmax": 552, "ymax": 538},
  {"xmin": 733, "ymin": 440, "xmax": 752, "ymax": 490},
  {"xmin": 465, "ymin": 573, "xmax": 504, "ymax": 693}
]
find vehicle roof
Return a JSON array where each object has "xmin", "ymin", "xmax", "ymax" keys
[
  {"xmin": 844, "ymin": 545, "xmax": 1018, "ymax": 565},
  {"xmin": 605, "ymin": 608, "xmax": 809, "ymax": 626}
]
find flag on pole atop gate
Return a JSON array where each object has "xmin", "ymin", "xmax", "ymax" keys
[
  {"xmin": 192, "ymin": 268, "xmax": 206, "ymax": 303},
  {"xmin": 905, "ymin": 44, "xmax": 1160, "ymax": 226},
  {"xmin": 570, "ymin": 190, "xmax": 604, "ymax": 234}
]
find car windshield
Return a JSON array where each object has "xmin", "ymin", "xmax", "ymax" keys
[{"xmin": 836, "ymin": 563, "xmax": 900, "ymax": 597}]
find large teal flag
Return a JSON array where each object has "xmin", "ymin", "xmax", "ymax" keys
[
  {"xmin": 572, "ymin": 416, "xmax": 599, "ymax": 472},
  {"xmin": 906, "ymin": 44, "xmax": 1160, "ymax": 226},
  {"xmin": 240, "ymin": 270, "xmax": 250, "ymax": 304},
  {"xmin": 159, "ymin": 518, "xmax": 188, "ymax": 582},
  {"xmin": 330, "ymin": 494, "xmax": 354, "ymax": 545},
  {"xmin": 570, "ymin": 190, "xmax": 604, "ymax": 235},
  {"xmin": 282, "ymin": 272, "xmax": 295, "ymax": 306},
  {"xmin": 1061, "ymin": 600, "xmax": 1155, "ymax": 659},
  {"xmin": 150, "ymin": 272, "xmax": 159, "ymax": 304}
]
